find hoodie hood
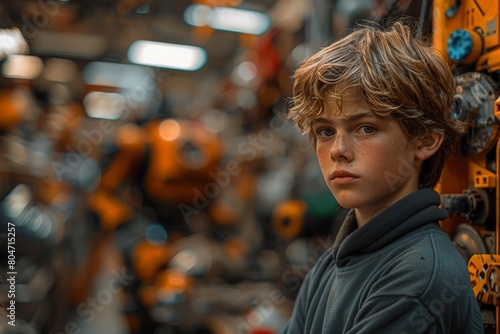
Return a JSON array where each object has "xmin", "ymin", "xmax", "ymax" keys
[{"xmin": 333, "ymin": 188, "xmax": 448, "ymax": 266}]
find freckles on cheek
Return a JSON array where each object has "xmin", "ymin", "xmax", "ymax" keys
[
  {"xmin": 316, "ymin": 151, "xmax": 331, "ymax": 175},
  {"xmin": 317, "ymin": 155, "xmax": 330, "ymax": 171},
  {"xmin": 316, "ymin": 147, "xmax": 329, "ymax": 161},
  {"xmin": 361, "ymin": 146, "xmax": 384, "ymax": 168}
]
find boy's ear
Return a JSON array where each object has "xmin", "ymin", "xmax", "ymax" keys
[{"xmin": 414, "ymin": 132, "xmax": 444, "ymax": 161}]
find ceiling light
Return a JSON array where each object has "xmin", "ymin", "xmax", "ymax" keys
[
  {"xmin": 128, "ymin": 40, "xmax": 207, "ymax": 71},
  {"xmin": 184, "ymin": 4, "xmax": 271, "ymax": 35},
  {"xmin": 0, "ymin": 28, "xmax": 29, "ymax": 59},
  {"xmin": 83, "ymin": 61, "xmax": 155, "ymax": 89},
  {"xmin": 83, "ymin": 91, "xmax": 125, "ymax": 120},
  {"xmin": 2, "ymin": 55, "xmax": 43, "ymax": 80}
]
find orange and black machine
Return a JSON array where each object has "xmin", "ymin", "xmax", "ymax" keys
[{"xmin": 432, "ymin": 0, "xmax": 500, "ymax": 332}]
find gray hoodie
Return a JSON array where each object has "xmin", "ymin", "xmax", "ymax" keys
[{"xmin": 280, "ymin": 189, "xmax": 484, "ymax": 334}]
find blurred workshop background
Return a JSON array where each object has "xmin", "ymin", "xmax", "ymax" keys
[{"xmin": 0, "ymin": 0, "xmax": 420, "ymax": 333}]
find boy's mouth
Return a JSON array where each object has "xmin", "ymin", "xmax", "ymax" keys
[{"xmin": 330, "ymin": 170, "xmax": 359, "ymax": 185}]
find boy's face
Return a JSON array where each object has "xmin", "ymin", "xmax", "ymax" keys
[{"xmin": 311, "ymin": 101, "xmax": 421, "ymax": 225}]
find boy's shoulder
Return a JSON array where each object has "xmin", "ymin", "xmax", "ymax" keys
[
  {"xmin": 375, "ymin": 224, "xmax": 471, "ymax": 300},
  {"xmin": 386, "ymin": 224, "xmax": 467, "ymax": 272}
]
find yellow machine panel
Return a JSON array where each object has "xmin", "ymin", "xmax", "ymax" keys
[{"xmin": 433, "ymin": 0, "xmax": 500, "ymax": 332}]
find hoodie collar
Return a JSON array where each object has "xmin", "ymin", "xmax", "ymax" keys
[{"xmin": 332, "ymin": 189, "xmax": 448, "ymax": 266}]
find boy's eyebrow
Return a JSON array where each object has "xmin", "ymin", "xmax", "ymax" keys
[
  {"xmin": 310, "ymin": 113, "xmax": 379, "ymax": 126},
  {"xmin": 310, "ymin": 117, "xmax": 332, "ymax": 126}
]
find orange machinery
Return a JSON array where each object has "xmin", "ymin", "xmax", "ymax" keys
[
  {"xmin": 433, "ymin": 0, "xmax": 500, "ymax": 332},
  {"xmin": 85, "ymin": 117, "xmax": 227, "ymax": 333}
]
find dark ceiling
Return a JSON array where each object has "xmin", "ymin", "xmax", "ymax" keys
[
  {"xmin": 1, "ymin": 0, "xmax": 419, "ymax": 115},
  {"xmin": 0, "ymin": 0, "xmax": 281, "ymax": 78},
  {"xmin": 0, "ymin": 0, "xmax": 298, "ymax": 115}
]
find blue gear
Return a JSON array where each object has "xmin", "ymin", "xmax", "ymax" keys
[{"xmin": 447, "ymin": 29, "xmax": 474, "ymax": 62}]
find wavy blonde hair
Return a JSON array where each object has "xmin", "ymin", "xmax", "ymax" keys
[{"xmin": 289, "ymin": 20, "xmax": 463, "ymax": 189}]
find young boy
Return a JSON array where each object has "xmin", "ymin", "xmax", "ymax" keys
[{"xmin": 281, "ymin": 21, "xmax": 484, "ymax": 333}]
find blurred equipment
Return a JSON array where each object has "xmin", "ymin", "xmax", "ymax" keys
[{"xmin": 432, "ymin": 0, "xmax": 500, "ymax": 332}]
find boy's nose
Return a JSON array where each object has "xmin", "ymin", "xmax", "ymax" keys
[{"xmin": 329, "ymin": 134, "xmax": 353, "ymax": 162}]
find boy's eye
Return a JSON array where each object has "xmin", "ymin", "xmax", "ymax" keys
[
  {"xmin": 359, "ymin": 125, "xmax": 375, "ymax": 134},
  {"xmin": 316, "ymin": 128, "xmax": 335, "ymax": 137}
]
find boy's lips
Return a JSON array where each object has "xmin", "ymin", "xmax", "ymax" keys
[{"xmin": 329, "ymin": 170, "xmax": 359, "ymax": 185}]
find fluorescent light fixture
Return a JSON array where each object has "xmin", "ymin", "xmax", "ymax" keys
[
  {"xmin": 184, "ymin": 4, "xmax": 271, "ymax": 35},
  {"xmin": 83, "ymin": 61, "xmax": 155, "ymax": 89},
  {"xmin": 2, "ymin": 55, "xmax": 43, "ymax": 80},
  {"xmin": 0, "ymin": 28, "xmax": 29, "ymax": 59},
  {"xmin": 128, "ymin": 40, "xmax": 207, "ymax": 71},
  {"xmin": 83, "ymin": 61, "xmax": 157, "ymax": 112},
  {"xmin": 83, "ymin": 91, "xmax": 125, "ymax": 120}
]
